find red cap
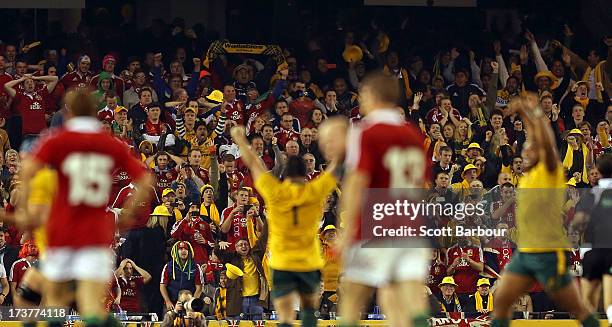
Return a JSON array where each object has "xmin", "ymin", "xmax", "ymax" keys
[
  {"xmin": 103, "ymin": 54, "xmax": 116, "ymax": 67},
  {"xmin": 177, "ymin": 241, "xmax": 190, "ymax": 250},
  {"xmin": 97, "ymin": 110, "xmax": 113, "ymax": 123}
]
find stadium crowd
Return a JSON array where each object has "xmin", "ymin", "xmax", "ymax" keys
[{"xmin": 0, "ymin": 7, "xmax": 610, "ymax": 324}]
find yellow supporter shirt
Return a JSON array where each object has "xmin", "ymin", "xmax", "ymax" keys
[
  {"xmin": 27, "ymin": 167, "xmax": 58, "ymax": 255},
  {"xmin": 321, "ymin": 245, "xmax": 341, "ymax": 292},
  {"xmin": 255, "ymin": 172, "xmax": 337, "ymax": 272},
  {"xmin": 242, "ymin": 257, "xmax": 259, "ymax": 296},
  {"xmin": 516, "ymin": 161, "xmax": 569, "ymax": 252},
  {"xmin": 187, "ymin": 132, "xmax": 217, "ymax": 170}
]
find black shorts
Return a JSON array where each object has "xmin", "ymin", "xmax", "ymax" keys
[
  {"xmin": 582, "ymin": 249, "xmax": 612, "ymax": 280},
  {"xmin": 271, "ymin": 269, "xmax": 321, "ymax": 299}
]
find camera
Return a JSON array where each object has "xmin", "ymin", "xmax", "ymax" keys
[
  {"xmin": 243, "ymin": 204, "xmax": 253, "ymax": 215},
  {"xmin": 180, "ymin": 298, "xmax": 204, "ymax": 313}
]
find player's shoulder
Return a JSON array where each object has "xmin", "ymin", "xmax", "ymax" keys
[{"xmin": 10, "ymin": 258, "xmax": 28, "ymax": 269}]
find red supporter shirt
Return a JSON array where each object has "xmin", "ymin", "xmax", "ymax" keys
[
  {"xmin": 289, "ymin": 99, "xmax": 315, "ymax": 127},
  {"xmin": 104, "ymin": 273, "xmax": 121, "ymax": 312},
  {"xmin": 306, "ymin": 170, "xmax": 322, "ymax": 181},
  {"xmin": 13, "ymin": 88, "xmax": 49, "ymax": 135},
  {"xmin": 112, "ymin": 184, "xmax": 158, "ymax": 230},
  {"xmin": 154, "ymin": 168, "xmax": 178, "ymax": 196},
  {"xmin": 490, "ymin": 201, "xmax": 516, "ymax": 228},
  {"xmin": 60, "ymin": 71, "xmax": 93, "ymax": 90},
  {"xmin": 425, "ymin": 107, "xmax": 462, "ymax": 125},
  {"xmin": 485, "ymin": 238, "xmax": 514, "ymax": 271},
  {"xmin": 427, "ymin": 261, "xmax": 447, "ymax": 295},
  {"xmin": 345, "ymin": 109, "xmax": 430, "ymax": 243},
  {"xmin": 111, "ymin": 168, "xmax": 132, "ymax": 204},
  {"xmin": 0, "ymin": 72, "xmax": 13, "ymax": 117},
  {"xmin": 274, "ymin": 128, "xmax": 299, "ymax": 149},
  {"xmin": 446, "ymin": 245, "xmax": 483, "ymax": 294},
  {"xmin": 9, "ymin": 258, "xmax": 31, "ymax": 286},
  {"xmin": 220, "ymin": 206, "xmax": 248, "ymax": 246},
  {"xmin": 32, "ymin": 117, "xmax": 147, "ymax": 247},
  {"xmin": 118, "ymin": 275, "xmax": 145, "ymax": 312},
  {"xmin": 194, "ymin": 166, "xmax": 210, "ymax": 185},
  {"xmin": 225, "ymin": 100, "xmax": 246, "ymax": 125},
  {"xmin": 170, "ymin": 217, "xmax": 214, "ymax": 264},
  {"xmin": 226, "ymin": 170, "xmax": 245, "ymax": 193},
  {"xmin": 204, "ymin": 260, "xmax": 224, "ymax": 283}
]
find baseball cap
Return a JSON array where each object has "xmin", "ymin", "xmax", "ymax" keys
[
  {"xmin": 467, "ymin": 143, "xmax": 483, "ymax": 151},
  {"xmin": 177, "ymin": 241, "xmax": 190, "ymax": 250},
  {"xmin": 477, "ymin": 278, "xmax": 491, "ymax": 287},
  {"xmin": 439, "ymin": 276, "xmax": 458, "ymax": 287},
  {"xmin": 162, "ymin": 188, "xmax": 176, "ymax": 197},
  {"xmin": 114, "ymin": 106, "xmax": 128, "ymax": 114}
]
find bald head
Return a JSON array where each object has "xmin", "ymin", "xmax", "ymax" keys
[
  {"xmin": 497, "ymin": 172, "xmax": 511, "ymax": 186},
  {"xmin": 319, "ymin": 117, "xmax": 349, "ymax": 162}
]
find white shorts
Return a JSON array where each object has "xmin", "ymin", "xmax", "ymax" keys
[
  {"xmin": 41, "ymin": 247, "xmax": 114, "ymax": 282},
  {"xmin": 343, "ymin": 241, "xmax": 430, "ymax": 287}
]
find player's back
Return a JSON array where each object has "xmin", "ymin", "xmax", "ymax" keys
[
  {"xmin": 346, "ymin": 109, "xmax": 429, "ymax": 244},
  {"xmin": 347, "ymin": 109, "xmax": 428, "ymax": 189},
  {"xmin": 516, "ymin": 161, "xmax": 569, "ymax": 251},
  {"xmin": 32, "ymin": 118, "xmax": 146, "ymax": 248},
  {"xmin": 254, "ymin": 171, "xmax": 337, "ymax": 272}
]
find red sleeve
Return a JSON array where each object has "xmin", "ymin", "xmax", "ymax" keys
[
  {"xmin": 161, "ymin": 264, "xmax": 169, "ymax": 284},
  {"xmin": 472, "ymin": 248, "xmax": 483, "ymax": 263},
  {"xmin": 356, "ymin": 131, "xmax": 374, "ymax": 174},
  {"xmin": 9, "ymin": 261, "xmax": 18, "ymax": 282},
  {"xmin": 194, "ymin": 265, "xmax": 203, "ymax": 285},
  {"xmin": 202, "ymin": 223, "xmax": 214, "ymax": 242},
  {"xmin": 116, "ymin": 140, "xmax": 146, "ymax": 181},
  {"xmin": 31, "ymin": 134, "xmax": 60, "ymax": 166},
  {"xmin": 170, "ymin": 219, "xmax": 185, "ymax": 239}
]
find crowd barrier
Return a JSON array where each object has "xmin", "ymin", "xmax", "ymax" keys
[{"xmin": 0, "ymin": 320, "xmax": 609, "ymax": 326}]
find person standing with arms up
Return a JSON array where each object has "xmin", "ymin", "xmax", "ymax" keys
[
  {"xmin": 491, "ymin": 94, "xmax": 599, "ymax": 327},
  {"xmin": 230, "ymin": 123, "xmax": 340, "ymax": 327}
]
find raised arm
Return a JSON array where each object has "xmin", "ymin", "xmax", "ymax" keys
[
  {"xmin": 493, "ymin": 41, "xmax": 509, "ymax": 87},
  {"xmin": 4, "ymin": 77, "xmax": 25, "ymax": 98},
  {"xmin": 34, "ymin": 75, "xmax": 59, "ymax": 93},
  {"xmin": 130, "ymin": 259, "xmax": 152, "ymax": 283},
  {"xmin": 230, "ymin": 126, "xmax": 266, "ymax": 180},
  {"xmin": 485, "ymin": 61, "xmax": 500, "ymax": 114},
  {"xmin": 525, "ymin": 31, "xmax": 548, "ymax": 72},
  {"xmin": 508, "ymin": 93, "xmax": 559, "ymax": 171}
]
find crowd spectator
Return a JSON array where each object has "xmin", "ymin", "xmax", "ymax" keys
[
  {"xmin": 115, "ymin": 258, "xmax": 152, "ymax": 313},
  {"xmin": 0, "ymin": 4, "xmax": 610, "ymax": 323}
]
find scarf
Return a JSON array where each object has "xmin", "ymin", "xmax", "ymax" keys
[
  {"xmin": 383, "ymin": 66, "xmax": 412, "ymax": 98},
  {"xmin": 200, "ymin": 203, "xmax": 221, "ymax": 226},
  {"xmin": 170, "ymin": 242, "xmax": 195, "ymax": 280},
  {"xmin": 475, "ymin": 292, "xmax": 494, "ymax": 311},
  {"xmin": 562, "ymin": 143, "xmax": 589, "ymax": 183},
  {"xmin": 582, "ymin": 61, "xmax": 606, "ymax": 102},
  {"xmin": 440, "ymin": 293, "xmax": 462, "ymax": 312},
  {"xmin": 215, "ymin": 288, "xmax": 227, "ymax": 320},
  {"xmin": 574, "ymin": 97, "xmax": 589, "ymax": 109},
  {"xmin": 246, "ymin": 217, "xmax": 259, "ymax": 248}
]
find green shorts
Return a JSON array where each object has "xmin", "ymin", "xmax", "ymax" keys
[
  {"xmin": 505, "ymin": 250, "xmax": 573, "ymax": 292},
  {"xmin": 271, "ymin": 269, "xmax": 321, "ymax": 299}
]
